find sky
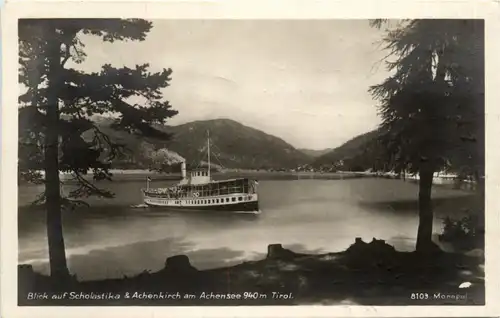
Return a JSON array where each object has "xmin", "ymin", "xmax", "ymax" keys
[{"xmin": 69, "ymin": 20, "xmax": 392, "ymax": 150}]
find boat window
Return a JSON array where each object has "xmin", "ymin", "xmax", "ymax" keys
[
  {"xmin": 238, "ymin": 197, "xmax": 243, "ymax": 201},
  {"xmin": 232, "ymin": 197, "xmax": 236, "ymax": 202}
]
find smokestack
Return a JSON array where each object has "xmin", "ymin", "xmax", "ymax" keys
[{"xmin": 181, "ymin": 161, "xmax": 186, "ymax": 179}]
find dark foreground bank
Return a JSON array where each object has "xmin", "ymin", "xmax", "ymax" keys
[{"xmin": 18, "ymin": 238, "xmax": 484, "ymax": 306}]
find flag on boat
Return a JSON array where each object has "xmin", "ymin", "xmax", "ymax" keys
[{"xmin": 147, "ymin": 177, "xmax": 152, "ymax": 181}]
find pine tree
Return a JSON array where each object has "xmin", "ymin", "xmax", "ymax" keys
[
  {"xmin": 18, "ymin": 19, "xmax": 178, "ymax": 279},
  {"xmin": 370, "ymin": 19, "xmax": 484, "ymax": 252}
]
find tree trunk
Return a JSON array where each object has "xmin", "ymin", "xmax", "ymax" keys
[
  {"xmin": 44, "ymin": 24, "xmax": 70, "ymax": 279},
  {"xmin": 415, "ymin": 165, "xmax": 435, "ymax": 252},
  {"xmin": 474, "ymin": 169, "xmax": 484, "ymax": 198}
]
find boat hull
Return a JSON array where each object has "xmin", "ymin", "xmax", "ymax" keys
[
  {"xmin": 143, "ymin": 192, "xmax": 260, "ymax": 213},
  {"xmin": 144, "ymin": 200, "xmax": 259, "ymax": 213}
]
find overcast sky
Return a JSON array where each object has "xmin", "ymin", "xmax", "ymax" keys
[{"xmin": 70, "ymin": 20, "xmax": 391, "ymax": 150}]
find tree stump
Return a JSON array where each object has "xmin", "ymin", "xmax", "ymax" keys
[
  {"xmin": 267, "ymin": 244, "xmax": 296, "ymax": 260},
  {"xmin": 165, "ymin": 255, "xmax": 197, "ymax": 273}
]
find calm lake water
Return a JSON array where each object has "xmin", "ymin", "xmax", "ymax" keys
[{"xmin": 18, "ymin": 178, "xmax": 479, "ymax": 281}]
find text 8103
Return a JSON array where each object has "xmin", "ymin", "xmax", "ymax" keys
[{"xmin": 410, "ymin": 293, "xmax": 429, "ymax": 300}]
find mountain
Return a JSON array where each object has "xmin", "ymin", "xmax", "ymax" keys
[
  {"xmin": 162, "ymin": 119, "xmax": 311, "ymax": 170},
  {"xmin": 313, "ymin": 126, "xmax": 484, "ymax": 174},
  {"xmin": 90, "ymin": 117, "xmax": 311, "ymax": 170},
  {"xmin": 298, "ymin": 148, "xmax": 333, "ymax": 158},
  {"xmin": 312, "ymin": 129, "xmax": 384, "ymax": 171}
]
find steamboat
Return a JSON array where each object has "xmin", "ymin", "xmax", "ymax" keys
[{"xmin": 142, "ymin": 133, "xmax": 260, "ymax": 213}]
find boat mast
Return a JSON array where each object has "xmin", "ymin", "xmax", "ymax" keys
[{"xmin": 207, "ymin": 130, "xmax": 211, "ymax": 179}]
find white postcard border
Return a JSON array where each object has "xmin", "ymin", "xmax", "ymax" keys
[{"xmin": 1, "ymin": 1, "xmax": 500, "ymax": 317}]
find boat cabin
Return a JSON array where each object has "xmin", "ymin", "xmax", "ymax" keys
[
  {"xmin": 145, "ymin": 178, "xmax": 257, "ymax": 199},
  {"xmin": 186, "ymin": 169, "xmax": 211, "ymax": 185}
]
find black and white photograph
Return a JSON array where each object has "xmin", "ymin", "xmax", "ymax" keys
[{"xmin": 1, "ymin": 1, "xmax": 499, "ymax": 316}]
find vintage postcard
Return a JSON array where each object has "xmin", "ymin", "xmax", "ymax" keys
[{"xmin": 1, "ymin": 0, "xmax": 500, "ymax": 317}]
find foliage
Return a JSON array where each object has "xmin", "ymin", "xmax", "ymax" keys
[
  {"xmin": 18, "ymin": 19, "xmax": 178, "ymax": 205},
  {"xmin": 439, "ymin": 212, "xmax": 485, "ymax": 251},
  {"xmin": 369, "ymin": 19, "xmax": 484, "ymax": 177}
]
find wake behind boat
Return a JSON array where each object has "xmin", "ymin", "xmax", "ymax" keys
[{"xmin": 141, "ymin": 132, "xmax": 260, "ymax": 213}]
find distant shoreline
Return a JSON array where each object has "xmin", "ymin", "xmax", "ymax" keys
[{"xmin": 22, "ymin": 169, "xmax": 478, "ymax": 190}]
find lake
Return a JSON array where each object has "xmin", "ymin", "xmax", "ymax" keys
[{"xmin": 18, "ymin": 178, "xmax": 480, "ymax": 281}]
